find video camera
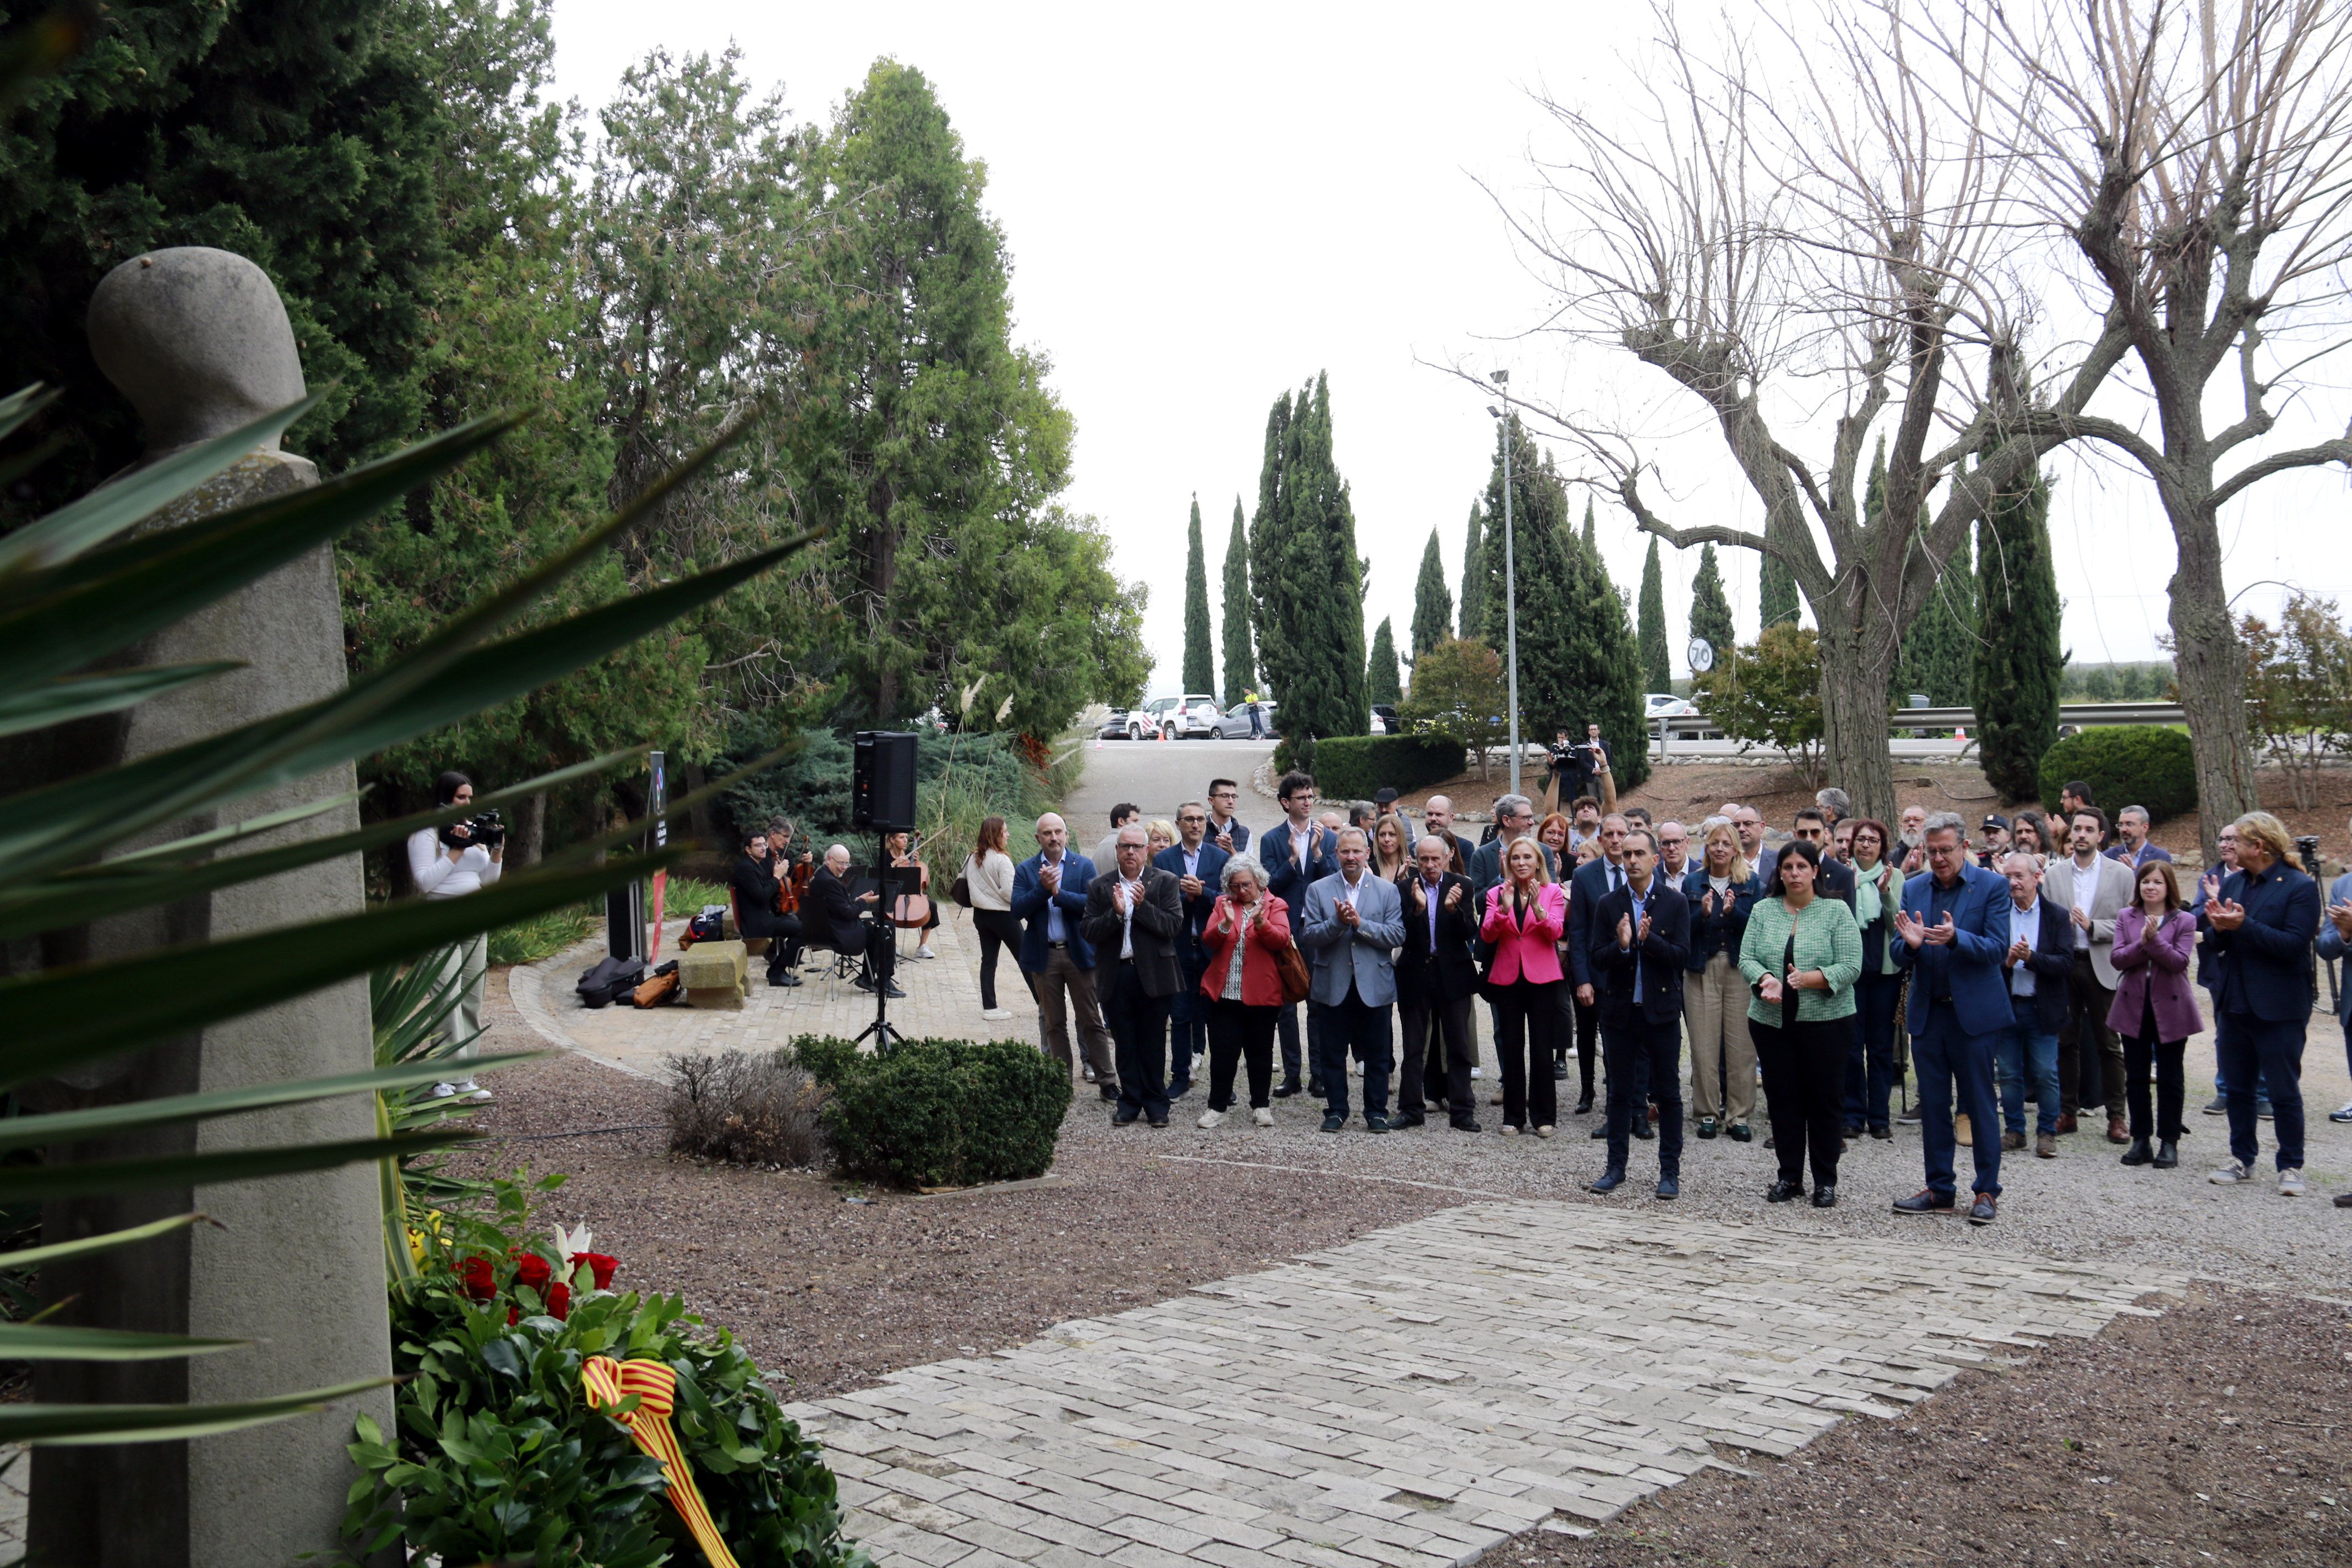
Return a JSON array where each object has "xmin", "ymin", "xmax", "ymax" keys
[
  {"xmin": 2294, "ymin": 835, "xmax": 2323, "ymax": 879},
  {"xmin": 439, "ymin": 807, "xmax": 507, "ymax": 852}
]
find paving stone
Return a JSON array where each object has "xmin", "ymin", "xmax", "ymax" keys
[{"xmin": 804, "ymin": 1200, "xmax": 2188, "ymax": 1565}]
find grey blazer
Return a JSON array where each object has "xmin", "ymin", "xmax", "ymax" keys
[
  {"xmin": 1297, "ymin": 871, "xmax": 1405, "ymax": 1008},
  {"xmin": 2042, "ymin": 852, "xmax": 2136, "ymax": 988}
]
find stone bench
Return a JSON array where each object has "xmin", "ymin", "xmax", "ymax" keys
[{"xmin": 678, "ymin": 939, "xmax": 747, "ymax": 1009}]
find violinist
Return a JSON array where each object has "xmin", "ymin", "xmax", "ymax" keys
[
  {"xmin": 732, "ymin": 823, "xmax": 803, "ymax": 988},
  {"xmin": 766, "ymin": 816, "xmax": 813, "ymax": 916}
]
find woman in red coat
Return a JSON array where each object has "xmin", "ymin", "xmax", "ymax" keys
[
  {"xmin": 1197, "ymin": 854, "xmax": 1296, "ymax": 1128},
  {"xmin": 1481, "ymin": 837, "xmax": 1569, "ymax": 1136}
]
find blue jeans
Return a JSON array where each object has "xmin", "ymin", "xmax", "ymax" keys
[
  {"xmin": 1844, "ymin": 971, "xmax": 1902, "ymax": 1127},
  {"xmin": 1311, "ymin": 990, "xmax": 1392, "ymax": 1120},
  {"xmin": 1912, "ymin": 1004, "xmax": 2003, "ymax": 1198},
  {"xmin": 1169, "ymin": 949, "xmax": 1210, "ymax": 1085},
  {"xmin": 1996, "ymin": 1017, "xmax": 2061, "ymax": 1138},
  {"xmin": 2218, "ymin": 1011, "xmax": 2305, "ymax": 1170}
]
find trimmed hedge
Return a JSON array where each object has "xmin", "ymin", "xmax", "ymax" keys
[
  {"xmin": 1269, "ymin": 733, "xmax": 1466, "ymax": 801},
  {"xmin": 2037, "ymin": 725, "xmax": 2197, "ymax": 824},
  {"xmin": 791, "ymin": 1035, "xmax": 1071, "ymax": 1189}
]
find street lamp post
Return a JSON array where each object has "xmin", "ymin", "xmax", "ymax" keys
[{"xmin": 1488, "ymin": 373, "xmax": 1519, "ymax": 797}]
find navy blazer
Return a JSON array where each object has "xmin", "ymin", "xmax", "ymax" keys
[
  {"xmin": 1681, "ymin": 865, "xmax": 1760, "ymax": 971},
  {"xmin": 1152, "ymin": 841, "xmax": 1230, "ymax": 950},
  {"xmin": 1590, "ymin": 880, "xmax": 1692, "ymax": 1025},
  {"xmin": 1999, "ymin": 895, "xmax": 2077, "ymax": 1034},
  {"xmin": 1758, "ymin": 846, "xmax": 1856, "ymax": 911},
  {"xmin": 1566, "ymin": 857, "xmax": 1635, "ymax": 988},
  {"xmin": 1010, "ymin": 851, "xmax": 1099, "ymax": 971},
  {"xmin": 2315, "ymin": 870, "xmax": 2352, "ymax": 1027},
  {"xmin": 1259, "ymin": 819, "xmax": 1337, "ymax": 916},
  {"xmin": 2210, "ymin": 861, "xmax": 2321, "ymax": 1022},
  {"xmin": 1893, "ymin": 863, "xmax": 2012, "ymax": 1037}
]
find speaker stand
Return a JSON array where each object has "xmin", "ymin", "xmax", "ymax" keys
[{"xmin": 853, "ymin": 829, "xmax": 904, "ymax": 1053}]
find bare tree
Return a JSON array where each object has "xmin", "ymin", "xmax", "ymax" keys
[
  {"xmin": 1468, "ymin": 2, "xmax": 2126, "ymax": 821},
  {"xmin": 1945, "ymin": 0, "xmax": 2352, "ymax": 853}
]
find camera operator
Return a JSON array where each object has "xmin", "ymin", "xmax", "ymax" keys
[{"xmin": 407, "ymin": 770, "xmax": 503, "ymax": 1100}]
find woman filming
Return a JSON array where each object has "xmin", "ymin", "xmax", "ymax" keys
[{"xmin": 408, "ymin": 770, "xmax": 503, "ymax": 1101}]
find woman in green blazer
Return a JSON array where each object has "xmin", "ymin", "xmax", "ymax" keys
[{"xmin": 1739, "ymin": 838, "xmax": 1863, "ymax": 1208}]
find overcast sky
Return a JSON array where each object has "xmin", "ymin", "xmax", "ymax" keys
[{"xmin": 553, "ymin": 1, "xmax": 2352, "ymax": 696}]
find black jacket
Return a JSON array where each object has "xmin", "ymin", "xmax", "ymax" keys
[
  {"xmin": 1079, "ymin": 865, "xmax": 1185, "ymax": 998},
  {"xmin": 2001, "ymin": 895, "xmax": 2076, "ymax": 1033},
  {"xmin": 1589, "ymin": 880, "xmax": 1692, "ymax": 1026},
  {"xmin": 807, "ymin": 866, "xmax": 865, "ymax": 953},
  {"xmin": 728, "ymin": 851, "xmax": 790, "ymax": 939},
  {"xmin": 1394, "ymin": 871, "xmax": 1480, "ymax": 1009}
]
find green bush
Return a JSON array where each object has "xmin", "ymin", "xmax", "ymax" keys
[
  {"xmin": 791, "ymin": 1036, "xmax": 1071, "ymax": 1189},
  {"xmin": 346, "ymin": 1174, "xmax": 869, "ymax": 1568},
  {"xmin": 1270, "ymin": 733, "xmax": 1465, "ymax": 801},
  {"xmin": 2037, "ymin": 725, "xmax": 2197, "ymax": 824}
]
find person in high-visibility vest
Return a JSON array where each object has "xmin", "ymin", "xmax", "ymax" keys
[{"xmin": 1244, "ymin": 690, "xmax": 1265, "ymax": 739}]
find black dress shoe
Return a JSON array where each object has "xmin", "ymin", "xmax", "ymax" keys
[
  {"xmin": 1552, "ymin": 1059, "xmax": 1569, "ymax": 1080},
  {"xmin": 2120, "ymin": 1137, "xmax": 2153, "ymax": 1166},
  {"xmin": 1892, "ymin": 1188, "xmax": 1956, "ymax": 1215},
  {"xmin": 1450, "ymin": 1114, "xmax": 1483, "ymax": 1133},
  {"xmin": 1112, "ymin": 1111, "xmax": 1139, "ymax": 1125},
  {"xmin": 1589, "ymin": 1123, "xmax": 1609, "ymax": 1139},
  {"xmin": 1727, "ymin": 1123, "xmax": 1752, "ymax": 1142},
  {"xmin": 767, "ymin": 971, "xmax": 802, "ymax": 987},
  {"xmin": 1574, "ymin": 1092, "xmax": 1595, "ymax": 1115},
  {"xmin": 1098, "ymin": 1084, "xmax": 1120, "ymax": 1102},
  {"xmin": 1391, "ymin": 1110, "xmax": 1426, "ymax": 1128},
  {"xmin": 1765, "ymin": 1179, "xmax": 1803, "ymax": 1203},
  {"xmin": 1272, "ymin": 1079, "xmax": 1303, "ymax": 1098},
  {"xmin": 1632, "ymin": 1121, "xmax": 1654, "ymax": 1140},
  {"xmin": 1366, "ymin": 1113, "xmax": 1391, "ymax": 1134},
  {"xmin": 2153, "ymin": 1138, "xmax": 2179, "ymax": 1168},
  {"xmin": 1812, "ymin": 1184, "xmax": 1838, "ymax": 1208},
  {"xmin": 1868, "ymin": 1123, "xmax": 1892, "ymax": 1140},
  {"xmin": 1168, "ymin": 1079, "xmax": 1194, "ymax": 1099},
  {"xmin": 1841, "ymin": 1122, "xmax": 1866, "ymax": 1139},
  {"xmin": 883, "ymin": 983, "xmax": 906, "ymax": 999},
  {"xmin": 1147, "ymin": 1113, "xmax": 1169, "ymax": 1128}
]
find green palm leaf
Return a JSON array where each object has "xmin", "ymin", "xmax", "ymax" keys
[
  {"xmin": 0, "ymin": 1377, "xmax": 395, "ymax": 1447},
  {"xmin": 0, "ymin": 1212, "xmax": 206, "ymax": 1272},
  {"xmin": 0, "ymin": 1322, "xmax": 245, "ymax": 1362},
  {"xmin": 0, "ymin": 661, "xmax": 241, "ymax": 738},
  {"xmin": 0, "ymin": 1129, "xmax": 482, "ymax": 1204}
]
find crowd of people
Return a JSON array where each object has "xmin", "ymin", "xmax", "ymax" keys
[{"xmin": 951, "ymin": 769, "xmax": 2350, "ymax": 1224}]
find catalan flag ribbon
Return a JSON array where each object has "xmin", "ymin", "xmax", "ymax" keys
[{"xmin": 582, "ymin": 1355, "xmax": 742, "ymax": 1568}]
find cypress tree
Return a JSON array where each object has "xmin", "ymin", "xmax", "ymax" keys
[
  {"xmin": 1581, "ymin": 498, "xmax": 1599, "ymax": 555},
  {"xmin": 1458, "ymin": 501, "xmax": 1487, "ymax": 640},
  {"xmin": 1411, "ymin": 528, "xmax": 1453, "ymax": 658},
  {"xmin": 1636, "ymin": 536, "xmax": 1672, "ymax": 691},
  {"xmin": 1972, "ymin": 461, "xmax": 2063, "ymax": 799},
  {"xmin": 1478, "ymin": 415, "xmax": 1649, "ymax": 788},
  {"xmin": 1220, "ymin": 496, "xmax": 1256, "ymax": 706},
  {"xmin": 1181, "ymin": 493, "xmax": 1215, "ymax": 694},
  {"xmin": 1688, "ymin": 542, "xmax": 1736, "ymax": 666},
  {"xmin": 1249, "ymin": 373, "xmax": 1366, "ymax": 738},
  {"xmin": 1760, "ymin": 549, "xmax": 1801, "ymax": 629},
  {"xmin": 1366, "ymin": 617, "xmax": 1402, "ymax": 706}
]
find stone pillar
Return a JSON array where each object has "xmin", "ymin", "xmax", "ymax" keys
[{"xmin": 26, "ymin": 248, "xmax": 391, "ymax": 1568}]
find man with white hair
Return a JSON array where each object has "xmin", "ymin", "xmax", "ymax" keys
[
  {"xmin": 1891, "ymin": 812, "xmax": 2009, "ymax": 1224},
  {"xmin": 1010, "ymin": 813, "xmax": 1118, "ymax": 1099},
  {"xmin": 1082, "ymin": 824, "xmax": 1186, "ymax": 1127},
  {"xmin": 809, "ymin": 843, "xmax": 897, "ymax": 999}
]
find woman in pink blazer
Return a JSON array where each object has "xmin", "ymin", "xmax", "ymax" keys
[
  {"xmin": 2106, "ymin": 861, "xmax": 2201, "ymax": 1170},
  {"xmin": 1481, "ymin": 837, "xmax": 1569, "ymax": 1136}
]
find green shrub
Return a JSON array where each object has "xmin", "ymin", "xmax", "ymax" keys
[
  {"xmin": 791, "ymin": 1036, "xmax": 1071, "ymax": 1189},
  {"xmin": 1271, "ymin": 733, "xmax": 1464, "ymax": 801},
  {"xmin": 2037, "ymin": 725, "xmax": 2197, "ymax": 823},
  {"xmin": 346, "ymin": 1174, "xmax": 868, "ymax": 1568}
]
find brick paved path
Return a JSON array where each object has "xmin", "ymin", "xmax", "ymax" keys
[{"xmin": 788, "ymin": 1202, "xmax": 2186, "ymax": 1568}]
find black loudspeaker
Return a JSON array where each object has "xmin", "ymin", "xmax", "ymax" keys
[{"xmin": 852, "ymin": 730, "xmax": 919, "ymax": 831}]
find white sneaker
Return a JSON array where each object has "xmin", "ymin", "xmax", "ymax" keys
[
  {"xmin": 916, "ymin": 944, "xmax": 937, "ymax": 960},
  {"xmin": 1197, "ymin": 1108, "xmax": 1226, "ymax": 1129},
  {"xmin": 1471, "ymin": 1066, "xmax": 1484, "ymax": 1079},
  {"xmin": 455, "ymin": 1079, "xmax": 489, "ymax": 1102},
  {"xmin": 2279, "ymin": 1168, "xmax": 2307, "ymax": 1197},
  {"xmin": 1534, "ymin": 1125, "xmax": 1555, "ymax": 1139},
  {"xmin": 2331, "ymin": 1099, "xmax": 2352, "ymax": 1124},
  {"xmin": 981, "ymin": 1008, "xmax": 1012, "ymax": 1021},
  {"xmin": 2209, "ymin": 1159, "xmax": 2250, "ymax": 1185},
  {"xmin": 429, "ymin": 1082, "xmax": 458, "ymax": 1099},
  {"xmin": 1253, "ymin": 1107, "xmax": 1275, "ymax": 1127}
]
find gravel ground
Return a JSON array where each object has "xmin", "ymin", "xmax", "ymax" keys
[{"xmin": 1477, "ymin": 1283, "xmax": 2352, "ymax": 1568}]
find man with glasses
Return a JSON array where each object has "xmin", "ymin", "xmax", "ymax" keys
[
  {"xmin": 1204, "ymin": 779, "xmax": 1251, "ymax": 855},
  {"xmin": 2192, "ymin": 822, "xmax": 2269, "ymax": 1120},
  {"xmin": 1588, "ymin": 829, "xmax": 1691, "ymax": 1197},
  {"xmin": 1261, "ymin": 770, "xmax": 1338, "ymax": 1097},
  {"xmin": 1891, "ymin": 812, "xmax": 2010, "ymax": 1224},
  {"xmin": 1569, "ymin": 814, "xmax": 1638, "ymax": 1121},
  {"xmin": 1656, "ymin": 821, "xmax": 1692, "ymax": 881},
  {"xmin": 1734, "ymin": 806, "xmax": 1767, "ymax": 868},
  {"xmin": 1156, "ymin": 802, "xmax": 1229, "ymax": 1099},
  {"xmin": 1758, "ymin": 809, "xmax": 1855, "ymax": 910},
  {"xmin": 2105, "ymin": 805, "xmax": 2171, "ymax": 872}
]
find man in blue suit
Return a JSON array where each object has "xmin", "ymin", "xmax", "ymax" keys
[
  {"xmin": 2205, "ymin": 811, "xmax": 2323, "ymax": 1193},
  {"xmin": 2317, "ymin": 828, "xmax": 2352, "ymax": 1129},
  {"xmin": 1588, "ymin": 829, "xmax": 1692, "ymax": 1198},
  {"xmin": 1891, "ymin": 811, "xmax": 2011, "ymax": 1223},
  {"xmin": 1259, "ymin": 770, "xmax": 1338, "ymax": 1096},
  {"xmin": 1155, "ymin": 801, "xmax": 1230, "ymax": 1099},
  {"xmin": 1299, "ymin": 826, "xmax": 1406, "ymax": 1133},
  {"xmin": 1010, "ymin": 812, "xmax": 1118, "ymax": 1101}
]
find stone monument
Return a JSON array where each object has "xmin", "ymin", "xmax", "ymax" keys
[{"xmin": 27, "ymin": 248, "xmax": 391, "ymax": 1567}]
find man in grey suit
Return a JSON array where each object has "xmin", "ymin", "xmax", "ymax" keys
[
  {"xmin": 1299, "ymin": 826, "xmax": 1406, "ymax": 1134},
  {"xmin": 1081, "ymin": 824, "xmax": 1186, "ymax": 1128},
  {"xmin": 2043, "ymin": 805, "xmax": 2137, "ymax": 1140}
]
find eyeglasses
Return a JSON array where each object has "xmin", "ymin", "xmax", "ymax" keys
[{"xmin": 1178, "ymin": 814, "xmax": 1206, "ymax": 824}]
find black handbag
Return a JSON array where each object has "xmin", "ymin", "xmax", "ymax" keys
[{"xmin": 1782, "ymin": 928, "xmax": 1800, "ymax": 1028}]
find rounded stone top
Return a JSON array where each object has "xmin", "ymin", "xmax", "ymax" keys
[{"xmin": 88, "ymin": 246, "xmax": 308, "ymax": 455}]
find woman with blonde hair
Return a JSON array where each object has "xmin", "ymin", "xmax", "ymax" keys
[
  {"xmin": 1370, "ymin": 813, "xmax": 1413, "ymax": 883},
  {"xmin": 1683, "ymin": 816, "xmax": 1759, "ymax": 1141},
  {"xmin": 2205, "ymin": 810, "xmax": 2321, "ymax": 1193},
  {"xmin": 1480, "ymin": 836, "xmax": 1567, "ymax": 1135}
]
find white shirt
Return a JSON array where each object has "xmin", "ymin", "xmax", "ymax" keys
[
  {"xmin": 2068, "ymin": 854, "xmax": 2098, "ymax": 948},
  {"xmin": 409, "ymin": 827, "xmax": 500, "ymax": 899},
  {"xmin": 1119, "ymin": 875, "xmax": 1143, "ymax": 959},
  {"xmin": 1041, "ymin": 853, "xmax": 1071, "ymax": 943},
  {"xmin": 2010, "ymin": 896, "xmax": 2044, "ymax": 996}
]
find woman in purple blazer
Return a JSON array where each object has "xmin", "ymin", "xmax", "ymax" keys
[{"xmin": 2107, "ymin": 861, "xmax": 2201, "ymax": 1170}]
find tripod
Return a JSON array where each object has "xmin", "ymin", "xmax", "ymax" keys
[{"xmin": 852, "ymin": 830, "xmax": 905, "ymax": 1051}]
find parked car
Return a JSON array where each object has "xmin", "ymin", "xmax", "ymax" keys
[
  {"xmin": 1097, "ymin": 709, "xmax": 1133, "ymax": 739},
  {"xmin": 1131, "ymin": 693, "xmax": 1223, "ymax": 739},
  {"xmin": 1645, "ymin": 693, "xmax": 1697, "ymax": 720},
  {"xmin": 1370, "ymin": 704, "xmax": 1398, "ymax": 734}
]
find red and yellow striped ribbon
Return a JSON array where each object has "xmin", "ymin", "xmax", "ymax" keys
[{"xmin": 582, "ymin": 1355, "xmax": 742, "ymax": 1568}]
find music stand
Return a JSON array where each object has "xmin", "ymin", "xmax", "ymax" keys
[{"xmin": 853, "ymin": 857, "xmax": 921, "ymax": 1050}]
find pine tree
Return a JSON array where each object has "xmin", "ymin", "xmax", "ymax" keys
[
  {"xmin": 1760, "ymin": 549, "xmax": 1801, "ymax": 629},
  {"xmin": 1636, "ymin": 536, "xmax": 1672, "ymax": 691},
  {"xmin": 1411, "ymin": 529, "xmax": 1453, "ymax": 658},
  {"xmin": 1249, "ymin": 373, "xmax": 1366, "ymax": 739},
  {"xmin": 1458, "ymin": 502, "xmax": 1487, "ymax": 639},
  {"xmin": 1366, "ymin": 617, "xmax": 1402, "ymax": 706},
  {"xmin": 1479, "ymin": 415, "xmax": 1649, "ymax": 788},
  {"xmin": 1220, "ymin": 496, "xmax": 1256, "ymax": 706},
  {"xmin": 1973, "ymin": 461, "xmax": 2064, "ymax": 800},
  {"xmin": 1688, "ymin": 542, "xmax": 1736, "ymax": 667},
  {"xmin": 1182, "ymin": 493, "xmax": 1215, "ymax": 693}
]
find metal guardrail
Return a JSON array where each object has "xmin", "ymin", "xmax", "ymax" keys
[{"xmin": 1658, "ymin": 699, "xmax": 2185, "ymax": 739}]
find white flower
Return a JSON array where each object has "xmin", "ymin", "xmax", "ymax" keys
[{"xmin": 551, "ymin": 1222, "xmax": 594, "ymax": 1267}]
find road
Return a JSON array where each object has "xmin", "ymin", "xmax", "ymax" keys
[{"xmin": 1058, "ymin": 737, "xmax": 1279, "ymax": 840}]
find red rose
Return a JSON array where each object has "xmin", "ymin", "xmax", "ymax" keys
[
  {"xmin": 458, "ymin": 1256, "xmax": 497, "ymax": 1303},
  {"xmin": 582, "ymin": 1253, "xmax": 619, "ymax": 1291},
  {"xmin": 546, "ymin": 1282, "xmax": 571, "ymax": 1320},
  {"xmin": 507, "ymin": 1306, "xmax": 520, "ymax": 1326},
  {"xmin": 513, "ymin": 1253, "xmax": 552, "ymax": 1291}
]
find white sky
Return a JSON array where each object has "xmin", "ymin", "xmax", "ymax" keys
[{"xmin": 551, "ymin": 1, "xmax": 2352, "ymax": 696}]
